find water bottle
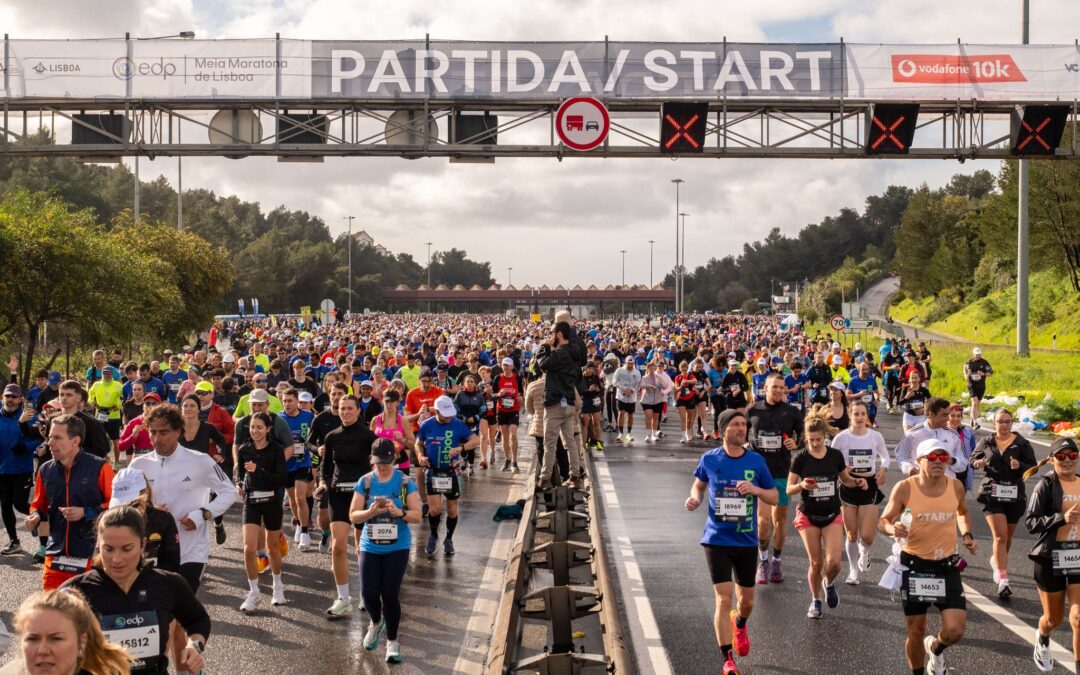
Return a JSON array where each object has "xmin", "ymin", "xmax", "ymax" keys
[{"xmin": 898, "ymin": 508, "xmax": 913, "ymax": 546}]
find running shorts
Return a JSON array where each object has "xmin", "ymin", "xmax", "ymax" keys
[
  {"xmin": 900, "ymin": 552, "xmax": 966, "ymax": 616},
  {"xmin": 703, "ymin": 545, "xmax": 758, "ymax": 588}
]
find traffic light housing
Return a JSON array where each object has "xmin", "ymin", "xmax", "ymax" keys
[
  {"xmin": 660, "ymin": 102, "xmax": 708, "ymax": 153},
  {"xmin": 865, "ymin": 103, "xmax": 919, "ymax": 155},
  {"xmin": 1010, "ymin": 105, "xmax": 1069, "ymax": 156}
]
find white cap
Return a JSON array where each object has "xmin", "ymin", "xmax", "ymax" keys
[
  {"xmin": 829, "ymin": 381, "xmax": 846, "ymax": 391},
  {"xmin": 298, "ymin": 391, "xmax": 314, "ymax": 402},
  {"xmin": 973, "ymin": 347, "xmax": 982, "ymax": 356},
  {"xmin": 109, "ymin": 468, "xmax": 149, "ymax": 507},
  {"xmin": 756, "ymin": 357, "xmax": 767, "ymax": 365},
  {"xmin": 831, "ymin": 354, "xmax": 843, "ymax": 365},
  {"xmin": 248, "ymin": 389, "xmax": 269, "ymax": 403},
  {"xmin": 501, "ymin": 357, "xmax": 514, "ymax": 367},
  {"xmin": 854, "ymin": 342, "xmax": 863, "ymax": 350},
  {"xmin": 916, "ymin": 437, "xmax": 954, "ymax": 463},
  {"xmin": 831, "ymin": 342, "xmax": 841, "ymax": 349},
  {"xmin": 434, "ymin": 395, "xmax": 457, "ymax": 418},
  {"xmin": 223, "ymin": 353, "xmax": 236, "ymax": 363}
]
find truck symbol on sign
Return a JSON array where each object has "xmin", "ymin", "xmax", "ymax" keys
[{"xmin": 566, "ymin": 115, "xmax": 584, "ymax": 131}]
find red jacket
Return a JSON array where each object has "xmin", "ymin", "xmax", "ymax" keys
[{"xmin": 204, "ymin": 403, "xmax": 235, "ymax": 453}]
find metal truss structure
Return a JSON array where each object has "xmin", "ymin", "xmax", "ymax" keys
[{"xmin": 2, "ymin": 96, "xmax": 1078, "ymax": 160}]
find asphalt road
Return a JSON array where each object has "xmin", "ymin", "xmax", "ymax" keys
[
  {"xmin": 596, "ymin": 407, "xmax": 1072, "ymax": 675},
  {"xmin": 0, "ymin": 451, "xmax": 529, "ymax": 675}
]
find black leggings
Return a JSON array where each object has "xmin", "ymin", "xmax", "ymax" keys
[
  {"xmin": 0, "ymin": 473, "xmax": 32, "ymax": 540},
  {"xmin": 361, "ymin": 549, "xmax": 410, "ymax": 640},
  {"xmin": 605, "ymin": 388, "xmax": 617, "ymax": 424}
]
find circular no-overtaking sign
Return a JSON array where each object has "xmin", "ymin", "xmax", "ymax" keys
[
  {"xmin": 555, "ymin": 97, "xmax": 610, "ymax": 151},
  {"xmin": 829, "ymin": 314, "xmax": 847, "ymax": 331}
]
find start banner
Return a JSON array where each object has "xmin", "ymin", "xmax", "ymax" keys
[{"xmin": 1, "ymin": 39, "xmax": 1078, "ymax": 102}]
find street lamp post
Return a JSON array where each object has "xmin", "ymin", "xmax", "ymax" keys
[
  {"xmin": 343, "ymin": 216, "xmax": 355, "ymax": 315},
  {"xmin": 679, "ymin": 212, "xmax": 688, "ymax": 314},
  {"xmin": 620, "ymin": 249, "xmax": 627, "ymax": 315},
  {"xmin": 671, "ymin": 178, "xmax": 683, "ymax": 314},
  {"xmin": 426, "ymin": 242, "xmax": 433, "ymax": 313},
  {"xmin": 648, "ymin": 239, "xmax": 655, "ymax": 317},
  {"xmin": 1017, "ymin": 0, "xmax": 1031, "ymax": 356}
]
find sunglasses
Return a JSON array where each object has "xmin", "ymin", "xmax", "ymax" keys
[
  {"xmin": 254, "ymin": 379, "xmax": 267, "ymax": 384},
  {"xmin": 196, "ymin": 390, "xmax": 212, "ymax": 396},
  {"xmin": 923, "ymin": 451, "xmax": 951, "ymax": 463},
  {"xmin": 1054, "ymin": 451, "xmax": 1080, "ymax": 461},
  {"xmin": 144, "ymin": 401, "xmax": 159, "ymax": 406}
]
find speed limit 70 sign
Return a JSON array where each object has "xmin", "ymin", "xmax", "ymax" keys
[{"xmin": 829, "ymin": 314, "xmax": 847, "ymax": 331}]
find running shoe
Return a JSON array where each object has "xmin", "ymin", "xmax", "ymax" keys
[
  {"xmin": 845, "ymin": 568, "xmax": 859, "ymax": 586},
  {"xmin": 444, "ymin": 538, "xmax": 455, "ymax": 556},
  {"xmin": 257, "ymin": 554, "xmax": 270, "ymax": 574},
  {"xmin": 501, "ymin": 460, "xmax": 512, "ymax": 472},
  {"xmin": 325, "ymin": 597, "xmax": 353, "ymax": 620},
  {"xmin": 924, "ymin": 635, "xmax": 945, "ymax": 675},
  {"xmin": 299, "ymin": 531, "xmax": 312, "ymax": 551},
  {"xmin": 240, "ymin": 590, "xmax": 260, "ymax": 613},
  {"xmin": 512, "ymin": 462, "xmax": 520, "ymax": 473},
  {"xmin": 386, "ymin": 640, "xmax": 402, "ymax": 664},
  {"xmin": 998, "ymin": 579, "xmax": 1012, "ymax": 598},
  {"xmin": 33, "ymin": 544, "xmax": 45, "ymax": 563},
  {"xmin": 595, "ymin": 440, "xmax": 604, "ymax": 451},
  {"xmin": 807, "ymin": 599, "xmax": 823, "ymax": 619},
  {"xmin": 363, "ymin": 618, "xmax": 386, "ymax": 651},
  {"xmin": 318, "ymin": 532, "xmax": 330, "ymax": 555},
  {"xmin": 769, "ymin": 559, "xmax": 784, "ymax": 583},
  {"xmin": 469, "ymin": 466, "xmax": 475, "ymax": 477},
  {"xmin": 271, "ymin": 583, "xmax": 286, "ymax": 606},
  {"xmin": 215, "ymin": 522, "xmax": 227, "ymax": 545},
  {"xmin": 422, "ymin": 503, "xmax": 430, "ymax": 517},
  {"xmin": 729, "ymin": 610, "xmax": 750, "ymax": 656},
  {"xmin": 615, "ymin": 434, "xmax": 625, "ymax": 443},
  {"xmin": 1033, "ymin": 627, "xmax": 1054, "ymax": 672},
  {"xmin": 425, "ymin": 533, "xmax": 438, "ymax": 555},
  {"xmin": 1, "ymin": 541, "xmax": 22, "ymax": 556},
  {"xmin": 480, "ymin": 459, "xmax": 488, "ymax": 469},
  {"xmin": 823, "ymin": 582, "xmax": 839, "ymax": 609},
  {"xmin": 722, "ymin": 655, "xmax": 739, "ymax": 675},
  {"xmin": 755, "ymin": 560, "xmax": 770, "ymax": 585}
]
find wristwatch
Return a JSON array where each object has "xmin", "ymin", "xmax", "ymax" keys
[
  {"xmin": 200, "ymin": 508, "xmax": 212, "ymax": 521},
  {"xmin": 189, "ymin": 638, "xmax": 205, "ymax": 653}
]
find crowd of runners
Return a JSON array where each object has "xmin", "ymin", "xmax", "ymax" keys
[{"xmin": 0, "ymin": 309, "xmax": 1072, "ymax": 675}]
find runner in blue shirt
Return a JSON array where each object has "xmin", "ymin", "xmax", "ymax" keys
[
  {"xmin": 686, "ymin": 409, "xmax": 777, "ymax": 675},
  {"xmin": 415, "ymin": 395, "xmax": 479, "ymax": 557},
  {"xmin": 349, "ymin": 438, "xmax": 422, "ymax": 664},
  {"xmin": 846, "ymin": 361, "xmax": 880, "ymax": 425},
  {"xmin": 161, "ymin": 356, "xmax": 189, "ymax": 404},
  {"xmin": 784, "ymin": 362, "xmax": 809, "ymax": 412},
  {"xmin": 280, "ymin": 389, "xmax": 315, "ymax": 550}
]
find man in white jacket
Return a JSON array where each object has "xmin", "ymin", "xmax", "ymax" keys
[
  {"xmin": 129, "ymin": 403, "xmax": 237, "ymax": 592},
  {"xmin": 612, "ymin": 357, "xmax": 642, "ymax": 443}
]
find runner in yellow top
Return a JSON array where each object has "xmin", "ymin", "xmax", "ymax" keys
[
  {"xmin": 87, "ymin": 366, "xmax": 124, "ymax": 465},
  {"xmin": 879, "ymin": 438, "xmax": 977, "ymax": 675}
]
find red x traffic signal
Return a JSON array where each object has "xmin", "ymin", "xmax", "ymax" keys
[
  {"xmin": 661, "ymin": 102, "xmax": 709, "ymax": 154},
  {"xmin": 865, "ymin": 103, "xmax": 920, "ymax": 155},
  {"xmin": 1010, "ymin": 105, "xmax": 1068, "ymax": 156}
]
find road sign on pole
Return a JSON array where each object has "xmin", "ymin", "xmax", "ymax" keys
[
  {"xmin": 849, "ymin": 319, "xmax": 873, "ymax": 330},
  {"xmin": 555, "ymin": 97, "xmax": 609, "ymax": 151},
  {"xmin": 829, "ymin": 314, "xmax": 846, "ymax": 331}
]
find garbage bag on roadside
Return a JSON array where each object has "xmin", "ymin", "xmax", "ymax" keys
[{"xmin": 493, "ymin": 499, "xmax": 527, "ymax": 522}]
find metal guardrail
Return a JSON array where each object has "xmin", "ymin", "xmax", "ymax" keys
[{"xmin": 486, "ymin": 452, "xmax": 634, "ymax": 674}]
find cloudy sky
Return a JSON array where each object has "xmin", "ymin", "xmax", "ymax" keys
[{"xmin": 2, "ymin": 0, "xmax": 1077, "ymax": 288}]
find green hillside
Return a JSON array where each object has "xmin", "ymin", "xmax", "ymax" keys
[{"xmin": 890, "ymin": 270, "xmax": 1080, "ymax": 350}]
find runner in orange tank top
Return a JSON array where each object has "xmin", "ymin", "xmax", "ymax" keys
[{"xmin": 879, "ymin": 437, "xmax": 977, "ymax": 675}]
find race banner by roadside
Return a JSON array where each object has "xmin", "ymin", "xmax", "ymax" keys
[{"xmin": 1, "ymin": 39, "xmax": 1078, "ymax": 101}]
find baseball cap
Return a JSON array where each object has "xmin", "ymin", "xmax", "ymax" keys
[
  {"xmin": 248, "ymin": 389, "xmax": 270, "ymax": 403},
  {"xmin": 194, "ymin": 381, "xmax": 214, "ymax": 393},
  {"xmin": 142, "ymin": 392, "xmax": 161, "ymax": 403},
  {"xmin": 828, "ymin": 381, "xmax": 846, "ymax": 391},
  {"xmin": 1051, "ymin": 437, "xmax": 1080, "ymax": 455},
  {"xmin": 916, "ymin": 438, "xmax": 953, "ymax": 462},
  {"xmin": 973, "ymin": 347, "xmax": 982, "ymax": 356},
  {"xmin": 727, "ymin": 359, "xmax": 739, "ymax": 366},
  {"xmin": 223, "ymin": 354, "xmax": 236, "ymax": 363},
  {"xmin": 756, "ymin": 357, "xmax": 767, "ymax": 366},
  {"xmin": 854, "ymin": 342, "xmax": 863, "ymax": 350},
  {"xmin": 2, "ymin": 384, "xmax": 21, "ymax": 397},
  {"xmin": 358, "ymin": 380, "xmax": 373, "ymax": 389},
  {"xmin": 372, "ymin": 438, "xmax": 396, "ymax": 464},
  {"xmin": 831, "ymin": 355, "xmax": 843, "ymax": 365},
  {"xmin": 47, "ymin": 371, "xmax": 62, "ymax": 386},
  {"xmin": 434, "ymin": 395, "xmax": 457, "ymax": 418},
  {"xmin": 831, "ymin": 342, "xmax": 841, "ymax": 350},
  {"xmin": 109, "ymin": 468, "xmax": 149, "ymax": 507},
  {"xmin": 501, "ymin": 357, "xmax": 514, "ymax": 367},
  {"xmin": 298, "ymin": 391, "xmax": 314, "ymax": 403}
]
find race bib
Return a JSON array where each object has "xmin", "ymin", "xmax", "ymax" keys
[
  {"xmin": 908, "ymin": 573, "xmax": 947, "ymax": 601},
  {"xmin": 335, "ymin": 481, "xmax": 358, "ymax": 492},
  {"xmin": 729, "ymin": 384, "xmax": 741, "ymax": 395},
  {"xmin": 102, "ymin": 611, "xmax": 159, "ymax": 660},
  {"xmin": 248, "ymin": 490, "xmax": 274, "ymax": 503},
  {"xmin": 293, "ymin": 443, "xmax": 305, "ymax": 457},
  {"xmin": 860, "ymin": 393, "xmax": 872, "ymax": 404},
  {"xmin": 169, "ymin": 383, "xmax": 181, "ymax": 392},
  {"xmin": 368, "ymin": 518, "xmax": 398, "ymax": 545},
  {"xmin": 592, "ymin": 396, "xmax": 601, "ymax": 407},
  {"xmin": 970, "ymin": 373, "xmax": 982, "ymax": 381},
  {"xmin": 431, "ymin": 474, "xmax": 453, "ymax": 494},
  {"xmin": 990, "ymin": 483, "xmax": 1019, "ymax": 501},
  {"xmin": 758, "ymin": 434, "xmax": 782, "ymax": 450},
  {"xmin": 911, "ymin": 400, "xmax": 924, "ymax": 413},
  {"xmin": 848, "ymin": 448, "xmax": 874, "ymax": 471},
  {"xmin": 1053, "ymin": 542, "xmax": 1080, "ymax": 575},
  {"xmin": 51, "ymin": 555, "xmax": 89, "ymax": 574},
  {"xmin": 809, "ymin": 480, "xmax": 836, "ymax": 499},
  {"xmin": 96, "ymin": 411, "xmax": 110, "ymax": 422},
  {"xmin": 500, "ymin": 396, "xmax": 515, "ymax": 409},
  {"xmin": 714, "ymin": 487, "xmax": 749, "ymax": 522}
]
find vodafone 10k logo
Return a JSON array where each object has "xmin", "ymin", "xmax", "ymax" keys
[{"xmin": 891, "ymin": 54, "xmax": 1026, "ymax": 84}]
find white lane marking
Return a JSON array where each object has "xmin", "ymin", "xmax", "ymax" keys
[
  {"xmin": 963, "ymin": 582, "xmax": 1076, "ymax": 673},
  {"xmin": 593, "ymin": 455, "xmax": 676, "ymax": 675},
  {"xmin": 453, "ymin": 455, "xmax": 529, "ymax": 674}
]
